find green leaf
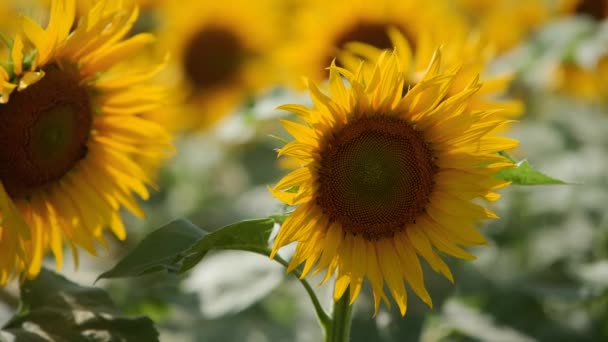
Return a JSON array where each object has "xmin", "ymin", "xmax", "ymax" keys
[
  {"xmin": 495, "ymin": 159, "xmax": 567, "ymax": 185},
  {"xmin": 269, "ymin": 214, "xmax": 289, "ymax": 224},
  {"xmin": 98, "ymin": 219, "xmax": 205, "ymax": 280},
  {"xmin": 1, "ymin": 268, "xmax": 158, "ymax": 342},
  {"xmin": 99, "ymin": 218, "xmax": 275, "ymax": 280},
  {"xmin": 179, "ymin": 218, "xmax": 275, "ymax": 273}
]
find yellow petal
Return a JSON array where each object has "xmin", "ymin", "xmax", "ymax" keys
[{"xmin": 377, "ymin": 239, "xmax": 408, "ymax": 316}]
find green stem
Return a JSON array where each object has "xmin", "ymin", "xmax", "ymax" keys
[
  {"xmin": 327, "ymin": 287, "xmax": 353, "ymax": 342},
  {"xmin": 273, "ymin": 255, "xmax": 331, "ymax": 328},
  {"xmin": 238, "ymin": 247, "xmax": 331, "ymax": 328}
]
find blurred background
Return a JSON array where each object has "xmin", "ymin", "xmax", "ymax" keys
[{"xmin": 1, "ymin": 0, "xmax": 608, "ymax": 341}]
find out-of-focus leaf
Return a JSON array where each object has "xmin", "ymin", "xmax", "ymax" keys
[
  {"xmin": 269, "ymin": 214, "xmax": 288, "ymax": 224},
  {"xmin": 98, "ymin": 219, "xmax": 204, "ymax": 280},
  {"xmin": 179, "ymin": 218, "xmax": 275, "ymax": 273},
  {"xmin": 420, "ymin": 299, "xmax": 535, "ymax": 342},
  {"xmin": 184, "ymin": 251, "xmax": 285, "ymax": 318},
  {"xmin": 1, "ymin": 268, "xmax": 158, "ymax": 342},
  {"xmin": 99, "ymin": 218, "xmax": 275, "ymax": 280},
  {"xmin": 495, "ymin": 159, "xmax": 567, "ymax": 185}
]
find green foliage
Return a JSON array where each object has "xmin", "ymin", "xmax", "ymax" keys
[
  {"xmin": 268, "ymin": 214, "xmax": 288, "ymax": 224},
  {"xmin": 99, "ymin": 218, "xmax": 275, "ymax": 280},
  {"xmin": 1, "ymin": 269, "xmax": 158, "ymax": 342},
  {"xmin": 495, "ymin": 152, "xmax": 567, "ymax": 185},
  {"xmin": 98, "ymin": 219, "xmax": 205, "ymax": 280},
  {"xmin": 180, "ymin": 218, "xmax": 275, "ymax": 273},
  {"xmin": 495, "ymin": 160, "xmax": 566, "ymax": 185}
]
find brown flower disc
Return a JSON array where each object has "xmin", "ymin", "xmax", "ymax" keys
[
  {"xmin": 334, "ymin": 21, "xmax": 396, "ymax": 51},
  {"xmin": 575, "ymin": 0, "xmax": 608, "ymax": 20},
  {"xmin": 0, "ymin": 66, "xmax": 92, "ymax": 198},
  {"xmin": 316, "ymin": 115, "xmax": 436, "ymax": 240},
  {"xmin": 183, "ymin": 26, "xmax": 248, "ymax": 91}
]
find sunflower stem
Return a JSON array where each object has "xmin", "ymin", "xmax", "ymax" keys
[
  {"xmin": 239, "ymin": 248, "xmax": 330, "ymax": 341},
  {"xmin": 238, "ymin": 246, "xmax": 331, "ymax": 333},
  {"xmin": 272, "ymin": 255, "xmax": 331, "ymax": 327},
  {"xmin": 327, "ymin": 287, "xmax": 353, "ymax": 342}
]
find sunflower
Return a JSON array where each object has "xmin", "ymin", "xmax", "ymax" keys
[
  {"xmin": 278, "ymin": 0, "xmax": 467, "ymax": 87},
  {"xmin": 157, "ymin": 0, "xmax": 282, "ymax": 131},
  {"xmin": 451, "ymin": 0, "xmax": 551, "ymax": 53},
  {"xmin": 338, "ymin": 28, "xmax": 523, "ymax": 119},
  {"xmin": 554, "ymin": 56, "xmax": 608, "ymax": 101},
  {"xmin": 269, "ymin": 51, "xmax": 518, "ymax": 315},
  {"xmin": 0, "ymin": 0, "xmax": 172, "ymax": 285},
  {"xmin": 552, "ymin": 1, "xmax": 608, "ymax": 100}
]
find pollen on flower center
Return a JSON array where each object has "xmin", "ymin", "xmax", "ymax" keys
[
  {"xmin": 575, "ymin": 0, "xmax": 608, "ymax": 20},
  {"xmin": 0, "ymin": 65, "xmax": 92, "ymax": 198},
  {"xmin": 183, "ymin": 26, "xmax": 247, "ymax": 90},
  {"xmin": 316, "ymin": 115, "xmax": 436, "ymax": 240}
]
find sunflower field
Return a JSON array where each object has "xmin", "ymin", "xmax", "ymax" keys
[{"xmin": 0, "ymin": 0, "xmax": 607, "ymax": 341}]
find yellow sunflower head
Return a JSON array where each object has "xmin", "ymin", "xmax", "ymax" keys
[
  {"xmin": 278, "ymin": 0, "xmax": 466, "ymax": 87},
  {"xmin": 158, "ymin": 0, "xmax": 283, "ymax": 131},
  {"xmin": 269, "ymin": 50, "xmax": 518, "ymax": 315},
  {"xmin": 0, "ymin": 0, "xmax": 172, "ymax": 285}
]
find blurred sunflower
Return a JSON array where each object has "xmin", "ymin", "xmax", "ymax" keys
[
  {"xmin": 0, "ymin": 0, "xmax": 172, "ymax": 285},
  {"xmin": 78, "ymin": 0, "xmax": 161, "ymax": 34},
  {"xmin": 452, "ymin": 0, "xmax": 551, "ymax": 53},
  {"xmin": 278, "ymin": 0, "xmax": 465, "ymax": 87},
  {"xmin": 0, "ymin": 2, "xmax": 22, "ymax": 35},
  {"xmin": 561, "ymin": 0, "xmax": 608, "ymax": 20},
  {"xmin": 552, "ymin": 0, "xmax": 608, "ymax": 100},
  {"xmin": 339, "ymin": 28, "xmax": 523, "ymax": 119},
  {"xmin": 554, "ymin": 56, "xmax": 608, "ymax": 101},
  {"xmin": 158, "ymin": 0, "xmax": 282, "ymax": 131},
  {"xmin": 270, "ymin": 51, "xmax": 518, "ymax": 315},
  {"xmin": 0, "ymin": 3, "xmax": 9, "ymax": 26},
  {"xmin": 134, "ymin": 0, "xmax": 161, "ymax": 10}
]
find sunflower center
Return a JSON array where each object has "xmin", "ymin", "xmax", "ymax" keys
[
  {"xmin": 316, "ymin": 115, "xmax": 436, "ymax": 240},
  {"xmin": 183, "ymin": 26, "xmax": 247, "ymax": 90},
  {"xmin": 575, "ymin": 0, "xmax": 608, "ymax": 20},
  {"xmin": 0, "ymin": 65, "xmax": 92, "ymax": 198},
  {"xmin": 334, "ymin": 21, "xmax": 395, "ymax": 51}
]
